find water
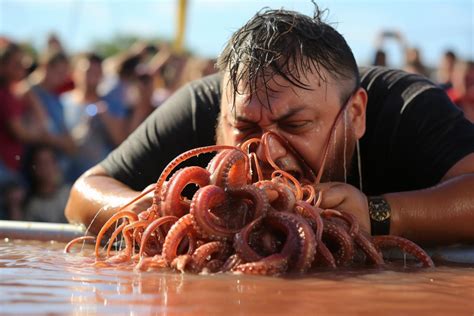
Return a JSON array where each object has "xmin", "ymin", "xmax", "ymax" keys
[{"xmin": 1, "ymin": 239, "xmax": 474, "ymax": 315}]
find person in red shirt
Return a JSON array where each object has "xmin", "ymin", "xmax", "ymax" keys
[
  {"xmin": 0, "ymin": 41, "xmax": 68, "ymax": 181},
  {"xmin": 448, "ymin": 60, "xmax": 474, "ymax": 123}
]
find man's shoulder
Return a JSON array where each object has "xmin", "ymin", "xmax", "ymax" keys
[
  {"xmin": 188, "ymin": 73, "xmax": 222, "ymax": 94},
  {"xmin": 359, "ymin": 66, "xmax": 442, "ymax": 114},
  {"xmin": 359, "ymin": 66, "xmax": 438, "ymax": 96}
]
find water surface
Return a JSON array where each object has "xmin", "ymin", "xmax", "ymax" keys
[{"xmin": 1, "ymin": 239, "xmax": 473, "ymax": 315}]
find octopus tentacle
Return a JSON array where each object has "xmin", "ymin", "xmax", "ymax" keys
[
  {"xmin": 321, "ymin": 209, "xmax": 360, "ymax": 236},
  {"xmin": 162, "ymin": 214, "xmax": 196, "ymax": 263},
  {"xmin": 322, "ymin": 220, "xmax": 355, "ymax": 266},
  {"xmin": 190, "ymin": 185, "xmax": 241, "ymax": 240},
  {"xmin": 191, "ymin": 241, "xmax": 228, "ymax": 271},
  {"xmin": 64, "ymin": 236, "xmax": 96, "ymax": 253},
  {"xmin": 161, "ymin": 166, "xmax": 210, "ymax": 217},
  {"xmin": 153, "ymin": 145, "xmax": 247, "ymax": 205},
  {"xmin": 106, "ymin": 222, "xmax": 127, "ymax": 257},
  {"xmin": 234, "ymin": 254, "xmax": 288, "ymax": 275},
  {"xmin": 95, "ymin": 210, "xmax": 138, "ymax": 258},
  {"xmin": 229, "ymin": 184, "xmax": 269, "ymax": 219},
  {"xmin": 209, "ymin": 149, "xmax": 250, "ymax": 188},
  {"xmin": 354, "ymin": 231, "xmax": 385, "ymax": 266},
  {"xmin": 136, "ymin": 255, "xmax": 168, "ymax": 271},
  {"xmin": 272, "ymin": 170, "xmax": 303, "ymax": 200},
  {"xmin": 138, "ymin": 215, "xmax": 179, "ymax": 257},
  {"xmin": 372, "ymin": 235, "xmax": 434, "ymax": 268},
  {"xmin": 267, "ymin": 211, "xmax": 316, "ymax": 273},
  {"xmin": 233, "ymin": 216, "xmax": 265, "ymax": 262},
  {"xmin": 222, "ymin": 254, "xmax": 244, "ymax": 272},
  {"xmin": 257, "ymin": 180, "xmax": 295, "ymax": 212}
]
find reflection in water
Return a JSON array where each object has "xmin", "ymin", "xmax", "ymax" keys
[{"xmin": 1, "ymin": 239, "xmax": 474, "ymax": 315}]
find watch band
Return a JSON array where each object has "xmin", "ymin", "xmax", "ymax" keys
[{"xmin": 368, "ymin": 196, "xmax": 391, "ymax": 235}]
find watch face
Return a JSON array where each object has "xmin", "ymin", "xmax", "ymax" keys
[
  {"xmin": 371, "ymin": 209, "xmax": 390, "ymax": 221},
  {"xmin": 369, "ymin": 198, "xmax": 391, "ymax": 222}
]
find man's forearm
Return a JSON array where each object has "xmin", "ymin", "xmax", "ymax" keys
[
  {"xmin": 65, "ymin": 166, "xmax": 140, "ymax": 235},
  {"xmin": 385, "ymin": 174, "xmax": 474, "ymax": 246}
]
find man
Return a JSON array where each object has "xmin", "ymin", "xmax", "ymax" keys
[{"xmin": 65, "ymin": 7, "xmax": 474, "ymax": 246}]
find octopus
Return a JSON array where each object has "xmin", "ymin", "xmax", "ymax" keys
[{"xmin": 65, "ymin": 131, "xmax": 434, "ymax": 275}]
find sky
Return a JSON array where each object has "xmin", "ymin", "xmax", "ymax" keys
[{"xmin": 0, "ymin": 0, "xmax": 472, "ymax": 68}]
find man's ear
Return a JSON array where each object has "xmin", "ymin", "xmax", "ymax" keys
[{"xmin": 349, "ymin": 87, "xmax": 367, "ymax": 139}]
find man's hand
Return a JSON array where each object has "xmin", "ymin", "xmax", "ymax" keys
[{"xmin": 313, "ymin": 182, "xmax": 371, "ymax": 234}]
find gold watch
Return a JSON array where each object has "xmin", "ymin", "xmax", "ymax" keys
[{"xmin": 368, "ymin": 196, "xmax": 391, "ymax": 235}]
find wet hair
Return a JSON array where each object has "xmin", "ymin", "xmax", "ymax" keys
[{"xmin": 217, "ymin": 3, "xmax": 360, "ymax": 108}]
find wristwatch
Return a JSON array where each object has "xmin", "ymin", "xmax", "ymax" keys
[{"xmin": 368, "ymin": 196, "xmax": 391, "ymax": 235}]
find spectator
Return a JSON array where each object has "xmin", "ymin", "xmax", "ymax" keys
[
  {"xmin": 449, "ymin": 60, "xmax": 474, "ymax": 123},
  {"xmin": 100, "ymin": 52, "xmax": 141, "ymax": 118},
  {"xmin": 372, "ymin": 49, "xmax": 387, "ymax": 67},
  {"xmin": 23, "ymin": 145, "xmax": 69, "ymax": 223},
  {"xmin": 20, "ymin": 50, "xmax": 76, "ymax": 156},
  {"xmin": 372, "ymin": 30, "xmax": 429, "ymax": 77},
  {"xmin": 1, "ymin": 182, "xmax": 25, "ymax": 221},
  {"xmin": 101, "ymin": 51, "xmax": 158, "ymax": 133},
  {"xmin": 404, "ymin": 47, "xmax": 429, "ymax": 77},
  {"xmin": 437, "ymin": 50, "xmax": 457, "ymax": 90},
  {"xmin": 0, "ymin": 41, "xmax": 48, "ymax": 184},
  {"xmin": 62, "ymin": 52, "xmax": 126, "ymax": 179}
]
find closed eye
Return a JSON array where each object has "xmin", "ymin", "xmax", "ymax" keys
[{"xmin": 279, "ymin": 121, "xmax": 311, "ymax": 132}]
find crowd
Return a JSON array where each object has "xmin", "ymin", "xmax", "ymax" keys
[
  {"xmin": 0, "ymin": 34, "xmax": 217, "ymax": 222},
  {"xmin": 0, "ymin": 30, "xmax": 472, "ymax": 224}
]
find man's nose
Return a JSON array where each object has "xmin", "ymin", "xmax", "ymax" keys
[{"xmin": 255, "ymin": 133, "xmax": 287, "ymax": 167}]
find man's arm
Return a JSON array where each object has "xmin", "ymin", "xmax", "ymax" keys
[
  {"xmin": 387, "ymin": 153, "xmax": 474, "ymax": 245},
  {"xmin": 317, "ymin": 153, "xmax": 474, "ymax": 246},
  {"xmin": 64, "ymin": 165, "xmax": 151, "ymax": 235}
]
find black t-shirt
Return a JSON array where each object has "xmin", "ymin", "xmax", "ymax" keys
[{"xmin": 101, "ymin": 67, "xmax": 474, "ymax": 195}]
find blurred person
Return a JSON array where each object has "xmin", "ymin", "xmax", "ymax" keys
[
  {"xmin": 46, "ymin": 33, "xmax": 65, "ymax": 54},
  {"xmin": 46, "ymin": 33, "xmax": 75, "ymax": 94},
  {"xmin": 23, "ymin": 145, "xmax": 69, "ymax": 223},
  {"xmin": 0, "ymin": 40, "xmax": 29, "ymax": 220},
  {"xmin": 179, "ymin": 57, "xmax": 218, "ymax": 84},
  {"xmin": 20, "ymin": 50, "xmax": 76, "ymax": 155},
  {"xmin": 1, "ymin": 182, "xmax": 25, "ymax": 220},
  {"xmin": 372, "ymin": 30, "xmax": 429, "ymax": 77},
  {"xmin": 101, "ymin": 51, "xmax": 160, "ymax": 134},
  {"xmin": 372, "ymin": 30, "xmax": 402, "ymax": 67},
  {"xmin": 437, "ymin": 50, "xmax": 457, "ymax": 89},
  {"xmin": 100, "ymin": 52, "xmax": 141, "ymax": 118},
  {"xmin": 151, "ymin": 53, "xmax": 188, "ymax": 107},
  {"xmin": 0, "ymin": 41, "xmax": 55, "ymax": 184},
  {"xmin": 128, "ymin": 70, "xmax": 156, "ymax": 131},
  {"xmin": 449, "ymin": 60, "xmax": 474, "ymax": 123},
  {"xmin": 130, "ymin": 41, "xmax": 159, "ymax": 64},
  {"xmin": 62, "ymin": 52, "xmax": 127, "ymax": 180},
  {"xmin": 372, "ymin": 49, "xmax": 386, "ymax": 67},
  {"xmin": 404, "ymin": 47, "xmax": 429, "ymax": 77}
]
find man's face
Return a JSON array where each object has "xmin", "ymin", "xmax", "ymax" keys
[{"xmin": 216, "ymin": 68, "xmax": 366, "ymax": 183}]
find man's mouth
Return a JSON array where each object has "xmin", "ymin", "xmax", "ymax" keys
[{"xmin": 259, "ymin": 166, "xmax": 304, "ymax": 183}]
